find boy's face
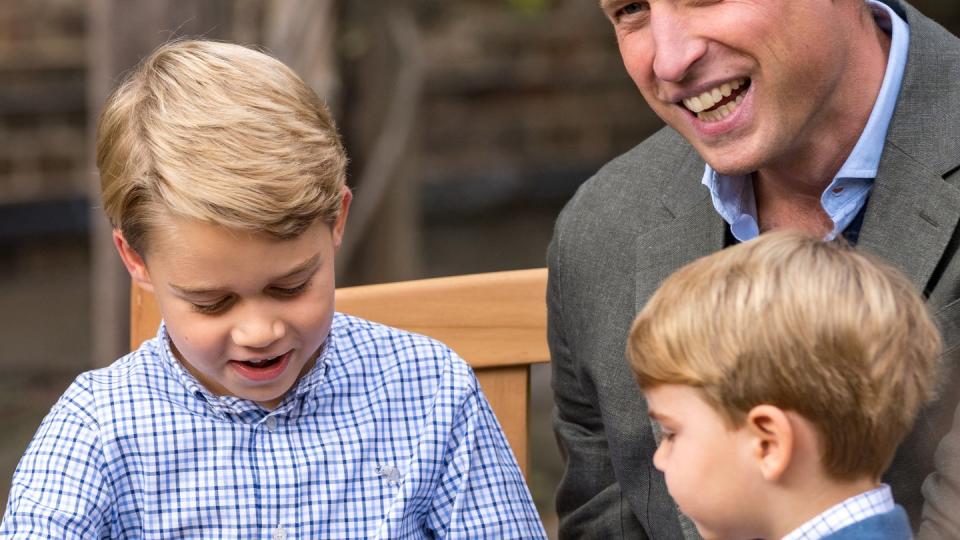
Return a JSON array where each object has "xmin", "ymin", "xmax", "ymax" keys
[
  {"xmin": 116, "ymin": 193, "xmax": 350, "ymax": 410},
  {"xmin": 645, "ymin": 384, "xmax": 764, "ymax": 540}
]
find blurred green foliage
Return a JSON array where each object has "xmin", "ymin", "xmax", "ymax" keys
[{"xmin": 506, "ymin": 0, "xmax": 549, "ymax": 17}]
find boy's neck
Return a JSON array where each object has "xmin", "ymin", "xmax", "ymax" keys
[{"xmin": 765, "ymin": 475, "xmax": 880, "ymax": 539}]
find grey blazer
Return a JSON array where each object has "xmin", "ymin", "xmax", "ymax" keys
[{"xmin": 548, "ymin": 1, "xmax": 960, "ymax": 539}]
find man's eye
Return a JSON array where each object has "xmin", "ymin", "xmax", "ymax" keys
[
  {"xmin": 616, "ymin": 2, "xmax": 648, "ymax": 19},
  {"xmin": 191, "ymin": 296, "xmax": 233, "ymax": 315}
]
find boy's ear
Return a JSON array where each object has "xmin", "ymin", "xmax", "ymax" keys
[
  {"xmin": 745, "ymin": 404, "xmax": 794, "ymax": 482},
  {"xmin": 112, "ymin": 229, "xmax": 154, "ymax": 293},
  {"xmin": 332, "ymin": 187, "xmax": 353, "ymax": 250}
]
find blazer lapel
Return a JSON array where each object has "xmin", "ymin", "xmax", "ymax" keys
[
  {"xmin": 858, "ymin": 146, "xmax": 960, "ymax": 292},
  {"xmin": 859, "ymin": 1, "xmax": 960, "ymax": 291},
  {"xmin": 634, "ymin": 145, "xmax": 726, "ymax": 312}
]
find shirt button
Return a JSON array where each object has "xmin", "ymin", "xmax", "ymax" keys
[
  {"xmin": 265, "ymin": 416, "xmax": 278, "ymax": 432},
  {"xmin": 273, "ymin": 526, "xmax": 287, "ymax": 540},
  {"xmin": 832, "ymin": 186, "xmax": 845, "ymax": 195}
]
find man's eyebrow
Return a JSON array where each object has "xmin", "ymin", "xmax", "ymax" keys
[{"xmin": 170, "ymin": 254, "xmax": 322, "ymax": 296}]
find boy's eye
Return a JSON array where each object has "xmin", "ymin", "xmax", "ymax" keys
[{"xmin": 191, "ymin": 296, "xmax": 234, "ymax": 315}]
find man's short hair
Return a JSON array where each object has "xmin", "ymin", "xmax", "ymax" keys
[
  {"xmin": 96, "ymin": 39, "xmax": 348, "ymax": 255},
  {"xmin": 627, "ymin": 231, "xmax": 942, "ymax": 481}
]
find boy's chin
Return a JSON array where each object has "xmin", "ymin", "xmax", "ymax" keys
[{"xmin": 692, "ymin": 521, "xmax": 738, "ymax": 540}]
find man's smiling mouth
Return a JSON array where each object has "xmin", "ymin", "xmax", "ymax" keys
[{"xmin": 681, "ymin": 78, "xmax": 751, "ymax": 123}]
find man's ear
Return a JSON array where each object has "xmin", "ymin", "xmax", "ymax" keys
[
  {"xmin": 331, "ymin": 187, "xmax": 352, "ymax": 251},
  {"xmin": 112, "ymin": 229, "xmax": 154, "ymax": 293},
  {"xmin": 745, "ymin": 404, "xmax": 794, "ymax": 482}
]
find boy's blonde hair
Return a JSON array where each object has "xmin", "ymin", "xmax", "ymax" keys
[
  {"xmin": 97, "ymin": 39, "xmax": 348, "ymax": 255},
  {"xmin": 627, "ymin": 231, "xmax": 941, "ymax": 481}
]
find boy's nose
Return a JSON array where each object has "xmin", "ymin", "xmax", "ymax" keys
[{"xmin": 231, "ymin": 318, "xmax": 286, "ymax": 349}]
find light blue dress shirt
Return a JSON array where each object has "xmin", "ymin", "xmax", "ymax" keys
[
  {"xmin": 1, "ymin": 313, "xmax": 546, "ymax": 539},
  {"xmin": 702, "ymin": 0, "xmax": 909, "ymax": 242}
]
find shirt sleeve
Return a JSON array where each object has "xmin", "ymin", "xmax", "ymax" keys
[
  {"xmin": 425, "ymin": 362, "xmax": 547, "ymax": 539},
  {"xmin": 0, "ymin": 390, "xmax": 113, "ymax": 539}
]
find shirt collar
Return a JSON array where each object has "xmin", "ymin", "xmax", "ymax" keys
[
  {"xmin": 835, "ymin": 0, "xmax": 909, "ymax": 179},
  {"xmin": 781, "ymin": 484, "xmax": 895, "ymax": 540},
  {"xmin": 701, "ymin": 0, "xmax": 908, "ymax": 242}
]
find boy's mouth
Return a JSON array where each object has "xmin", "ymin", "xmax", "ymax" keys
[
  {"xmin": 680, "ymin": 78, "xmax": 751, "ymax": 123},
  {"xmin": 230, "ymin": 350, "xmax": 292, "ymax": 381}
]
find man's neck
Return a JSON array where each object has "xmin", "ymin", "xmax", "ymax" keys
[{"xmin": 754, "ymin": 6, "xmax": 892, "ymax": 235}]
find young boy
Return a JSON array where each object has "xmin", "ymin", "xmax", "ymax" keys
[
  {"xmin": 1, "ymin": 40, "xmax": 545, "ymax": 539},
  {"xmin": 627, "ymin": 231, "xmax": 941, "ymax": 540}
]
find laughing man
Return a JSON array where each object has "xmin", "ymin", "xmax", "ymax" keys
[{"xmin": 548, "ymin": 1, "xmax": 960, "ymax": 538}]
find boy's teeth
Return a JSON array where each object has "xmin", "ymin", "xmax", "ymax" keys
[
  {"xmin": 246, "ymin": 353, "xmax": 282, "ymax": 366},
  {"xmin": 682, "ymin": 78, "xmax": 747, "ymax": 114}
]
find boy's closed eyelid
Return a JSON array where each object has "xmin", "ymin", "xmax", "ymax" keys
[
  {"xmin": 269, "ymin": 277, "xmax": 313, "ymax": 297},
  {"xmin": 191, "ymin": 295, "xmax": 235, "ymax": 315}
]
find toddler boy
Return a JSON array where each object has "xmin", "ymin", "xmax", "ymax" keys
[
  {"xmin": 1, "ymin": 39, "xmax": 545, "ymax": 539},
  {"xmin": 627, "ymin": 231, "xmax": 941, "ymax": 540}
]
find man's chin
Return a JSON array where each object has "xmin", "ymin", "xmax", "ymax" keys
[{"xmin": 702, "ymin": 154, "xmax": 759, "ymax": 178}]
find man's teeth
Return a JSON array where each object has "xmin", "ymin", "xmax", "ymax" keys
[
  {"xmin": 697, "ymin": 94, "xmax": 745, "ymax": 123},
  {"xmin": 682, "ymin": 78, "xmax": 747, "ymax": 122}
]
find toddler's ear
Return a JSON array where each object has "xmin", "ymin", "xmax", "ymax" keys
[
  {"xmin": 113, "ymin": 229, "xmax": 154, "ymax": 293},
  {"xmin": 745, "ymin": 404, "xmax": 794, "ymax": 482}
]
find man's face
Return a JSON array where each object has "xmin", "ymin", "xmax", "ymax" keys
[
  {"xmin": 118, "ymin": 196, "xmax": 350, "ymax": 410},
  {"xmin": 646, "ymin": 384, "xmax": 763, "ymax": 540},
  {"xmin": 602, "ymin": 0, "xmax": 855, "ymax": 176}
]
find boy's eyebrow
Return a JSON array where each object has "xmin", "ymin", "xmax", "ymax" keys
[
  {"xmin": 272, "ymin": 253, "xmax": 322, "ymax": 281},
  {"xmin": 170, "ymin": 253, "xmax": 322, "ymax": 295}
]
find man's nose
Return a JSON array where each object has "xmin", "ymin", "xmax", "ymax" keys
[
  {"xmin": 231, "ymin": 313, "xmax": 285, "ymax": 349},
  {"xmin": 650, "ymin": 9, "xmax": 707, "ymax": 83}
]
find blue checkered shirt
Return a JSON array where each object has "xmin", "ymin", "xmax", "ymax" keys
[
  {"xmin": 782, "ymin": 484, "xmax": 896, "ymax": 540},
  {"xmin": 1, "ymin": 313, "xmax": 546, "ymax": 539}
]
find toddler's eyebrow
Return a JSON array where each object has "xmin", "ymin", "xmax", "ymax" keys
[{"xmin": 647, "ymin": 409, "xmax": 671, "ymax": 423}]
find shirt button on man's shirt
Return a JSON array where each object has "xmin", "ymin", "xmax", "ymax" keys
[{"xmin": 265, "ymin": 416, "xmax": 278, "ymax": 432}]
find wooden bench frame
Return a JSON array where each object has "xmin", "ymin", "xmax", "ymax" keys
[{"xmin": 130, "ymin": 267, "xmax": 549, "ymax": 476}]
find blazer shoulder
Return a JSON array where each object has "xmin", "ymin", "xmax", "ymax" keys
[{"xmin": 556, "ymin": 127, "xmax": 697, "ymax": 233}]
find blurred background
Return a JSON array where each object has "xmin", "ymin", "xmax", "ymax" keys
[{"xmin": 2, "ymin": 1, "xmax": 959, "ymax": 537}]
